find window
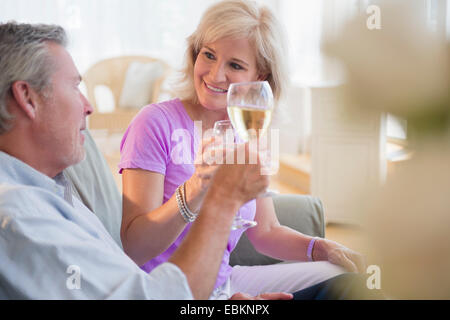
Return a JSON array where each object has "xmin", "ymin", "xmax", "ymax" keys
[{"xmin": 0, "ymin": 0, "xmax": 277, "ymax": 74}]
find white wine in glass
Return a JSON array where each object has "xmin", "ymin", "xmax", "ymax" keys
[
  {"xmin": 227, "ymin": 106, "xmax": 273, "ymax": 142},
  {"xmin": 227, "ymin": 81, "xmax": 274, "ymax": 142},
  {"xmin": 227, "ymin": 81, "xmax": 279, "ymax": 198}
]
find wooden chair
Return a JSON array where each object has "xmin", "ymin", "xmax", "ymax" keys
[{"xmin": 83, "ymin": 56, "xmax": 171, "ymax": 134}]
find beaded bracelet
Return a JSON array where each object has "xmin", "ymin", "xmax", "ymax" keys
[{"xmin": 175, "ymin": 182, "xmax": 197, "ymax": 223}]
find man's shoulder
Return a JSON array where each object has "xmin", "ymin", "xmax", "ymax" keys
[
  {"xmin": 0, "ymin": 183, "xmax": 63, "ymax": 219},
  {"xmin": 0, "ymin": 183, "xmax": 37, "ymax": 204}
]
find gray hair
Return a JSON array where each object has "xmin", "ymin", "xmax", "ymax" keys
[{"xmin": 0, "ymin": 21, "xmax": 67, "ymax": 134}]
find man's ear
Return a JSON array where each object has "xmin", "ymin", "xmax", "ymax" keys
[{"xmin": 10, "ymin": 81, "xmax": 40, "ymax": 120}]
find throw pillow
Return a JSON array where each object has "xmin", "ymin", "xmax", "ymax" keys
[{"xmin": 119, "ymin": 60, "xmax": 165, "ymax": 109}]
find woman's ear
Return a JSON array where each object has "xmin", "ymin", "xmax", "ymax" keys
[
  {"xmin": 10, "ymin": 81, "xmax": 39, "ymax": 120},
  {"xmin": 258, "ymin": 74, "xmax": 269, "ymax": 81}
]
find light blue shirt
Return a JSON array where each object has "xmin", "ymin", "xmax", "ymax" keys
[{"xmin": 0, "ymin": 151, "xmax": 193, "ymax": 299}]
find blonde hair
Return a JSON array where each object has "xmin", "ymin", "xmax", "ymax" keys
[{"xmin": 177, "ymin": 0, "xmax": 288, "ymax": 105}]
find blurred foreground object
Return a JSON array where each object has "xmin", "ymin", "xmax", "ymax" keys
[
  {"xmin": 324, "ymin": 0, "xmax": 449, "ymax": 145},
  {"xmin": 324, "ymin": 0, "xmax": 450, "ymax": 299},
  {"xmin": 365, "ymin": 144, "xmax": 450, "ymax": 299}
]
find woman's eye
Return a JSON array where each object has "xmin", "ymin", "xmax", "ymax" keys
[
  {"xmin": 204, "ymin": 52, "xmax": 215, "ymax": 60},
  {"xmin": 230, "ymin": 63, "xmax": 243, "ymax": 70}
]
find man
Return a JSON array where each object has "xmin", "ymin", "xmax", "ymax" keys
[{"xmin": 0, "ymin": 22, "xmax": 285, "ymax": 299}]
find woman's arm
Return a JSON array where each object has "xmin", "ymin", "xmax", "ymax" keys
[
  {"xmin": 121, "ymin": 168, "xmax": 189, "ymax": 266},
  {"xmin": 245, "ymin": 197, "xmax": 313, "ymax": 261},
  {"xmin": 246, "ymin": 197, "xmax": 366, "ymax": 272},
  {"xmin": 121, "ymin": 139, "xmax": 220, "ymax": 266}
]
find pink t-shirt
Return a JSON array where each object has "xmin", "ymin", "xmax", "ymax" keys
[{"xmin": 119, "ymin": 98, "xmax": 256, "ymax": 289}]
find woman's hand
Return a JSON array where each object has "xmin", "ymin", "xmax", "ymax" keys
[
  {"xmin": 314, "ymin": 238, "xmax": 366, "ymax": 273},
  {"xmin": 184, "ymin": 137, "xmax": 226, "ymax": 212}
]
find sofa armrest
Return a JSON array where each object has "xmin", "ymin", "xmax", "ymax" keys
[{"xmin": 229, "ymin": 194, "xmax": 325, "ymax": 266}]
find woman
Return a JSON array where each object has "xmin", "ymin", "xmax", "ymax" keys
[{"xmin": 119, "ymin": 0, "xmax": 365, "ymax": 299}]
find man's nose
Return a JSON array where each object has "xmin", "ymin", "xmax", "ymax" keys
[{"xmin": 82, "ymin": 93, "xmax": 94, "ymax": 115}]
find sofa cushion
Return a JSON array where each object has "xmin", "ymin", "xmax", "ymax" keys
[{"xmin": 229, "ymin": 194, "xmax": 325, "ymax": 266}]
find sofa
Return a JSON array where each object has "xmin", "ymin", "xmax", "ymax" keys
[{"xmin": 64, "ymin": 130, "xmax": 326, "ymax": 266}]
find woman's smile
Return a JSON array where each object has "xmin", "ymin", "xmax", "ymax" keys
[{"xmin": 204, "ymin": 81, "xmax": 228, "ymax": 94}]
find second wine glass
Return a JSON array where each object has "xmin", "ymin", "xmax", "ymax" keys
[{"xmin": 213, "ymin": 120, "xmax": 258, "ymax": 230}]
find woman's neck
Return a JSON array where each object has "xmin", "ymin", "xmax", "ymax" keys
[{"xmin": 181, "ymin": 99, "xmax": 228, "ymax": 131}]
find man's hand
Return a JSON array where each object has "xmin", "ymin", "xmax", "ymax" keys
[
  {"xmin": 230, "ymin": 292, "xmax": 293, "ymax": 300},
  {"xmin": 208, "ymin": 142, "xmax": 270, "ymax": 205},
  {"xmin": 170, "ymin": 142, "xmax": 270, "ymax": 299}
]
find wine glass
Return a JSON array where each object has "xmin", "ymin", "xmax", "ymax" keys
[
  {"xmin": 213, "ymin": 120, "xmax": 258, "ymax": 230},
  {"xmin": 227, "ymin": 81, "xmax": 279, "ymax": 197}
]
